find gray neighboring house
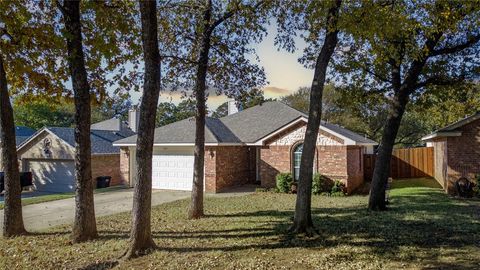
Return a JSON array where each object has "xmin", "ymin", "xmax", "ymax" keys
[
  {"xmin": 0, "ymin": 126, "xmax": 36, "ymax": 171},
  {"xmin": 114, "ymin": 101, "xmax": 377, "ymax": 193},
  {"xmin": 16, "ymin": 116, "xmax": 137, "ymax": 193}
]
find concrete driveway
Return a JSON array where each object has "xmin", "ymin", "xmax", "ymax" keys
[
  {"xmin": 0, "ymin": 189, "xmax": 190, "ymax": 232},
  {"xmin": 0, "ymin": 186, "xmax": 255, "ymax": 232}
]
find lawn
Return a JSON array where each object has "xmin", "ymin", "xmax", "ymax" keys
[
  {"xmin": 0, "ymin": 186, "xmax": 127, "ymax": 210},
  {"xmin": 1, "ymin": 178, "xmax": 479, "ymax": 270}
]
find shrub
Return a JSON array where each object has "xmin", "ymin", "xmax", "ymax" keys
[
  {"xmin": 312, "ymin": 173, "xmax": 334, "ymax": 195},
  {"xmin": 330, "ymin": 180, "xmax": 346, "ymax": 196},
  {"xmin": 291, "ymin": 182, "xmax": 298, "ymax": 194},
  {"xmin": 255, "ymin": 187, "xmax": 269, "ymax": 193},
  {"xmin": 474, "ymin": 175, "xmax": 480, "ymax": 197},
  {"xmin": 276, "ymin": 172, "xmax": 293, "ymax": 193}
]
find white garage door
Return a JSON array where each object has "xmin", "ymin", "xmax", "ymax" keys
[
  {"xmin": 27, "ymin": 160, "xmax": 75, "ymax": 193},
  {"xmin": 152, "ymin": 154, "xmax": 194, "ymax": 190}
]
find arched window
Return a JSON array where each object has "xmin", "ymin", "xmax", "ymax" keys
[{"xmin": 292, "ymin": 143, "xmax": 303, "ymax": 182}]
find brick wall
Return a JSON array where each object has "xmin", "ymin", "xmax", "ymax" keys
[
  {"xmin": 260, "ymin": 144, "xmax": 365, "ymax": 192},
  {"xmin": 259, "ymin": 125, "xmax": 366, "ymax": 193},
  {"xmin": 205, "ymin": 146, "xmax": 256, "ymax": 192},
  {"xmin": 316, "ymin": 145, "xmax": 348, "ymax": 181},
  {"xmin": 204, "ymin": 146, "xmax": 217, "ymax": 192},
  {"xmin": 119, "ymin": 147, "xmax": 130, "ymax": 186},
  {"xmin": 260, "ymin": 145, "xmax": 291, "ymax": 187},
  {"xmin": 91, "ymin": 154, "xmax": 123, "ymax": 186},
  {"xmin": 445, "ymin": 119, "xmax": 480, "ymax": 193}
]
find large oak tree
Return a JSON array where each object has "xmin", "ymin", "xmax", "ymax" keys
[
  {"xmin": 1, "ymin": 0, "xmax": 140, "ymax": 238},
  {"xmin": 276, "ymin": 0, "xmax": 342, "ymax": 235},
  {"xmin": 158, "ymin": 0, "xmax": 270, "ymax": 219},
  {"xmin": 58, "ymin": 0, "xmax": 98, "ymax": 242},
  {"xmin": 123, "ymin": 0, "xmax": 161, "ymax": 259},
  {"xmin": 0, "ymin": 0, "xmax": 65, "ymax": 237},
  {"xmin": 334, "ymin": 1, "xmax": 480, "ymax": 210}
]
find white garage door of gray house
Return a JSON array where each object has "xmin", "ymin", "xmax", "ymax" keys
[
  {"xmin": 152, "ymin": 154, "xmax": 194, "ymax": 191},
  {"xmin": 27, "ymin": 160, "xmax": 76, "ymax": 193}
]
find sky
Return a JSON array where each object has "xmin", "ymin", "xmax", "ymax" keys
[{"xmin": 130, "ymin": 26, "xmax": 314, "ymax": 110}]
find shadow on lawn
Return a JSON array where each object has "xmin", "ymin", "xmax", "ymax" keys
[
  {"xmin": 141, "ymin": 192, "xmax": 478, "ymax": 269},
  {"xmin": 68, "ymin": 190, "xmax": 479, "ymax": 269}
]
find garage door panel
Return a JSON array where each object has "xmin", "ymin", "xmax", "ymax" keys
[
  {"xmin": 152, "ymin": 154, "xmax": 193, "ymax": 191},
  {"xmin": 28, "ymin": 160, "xmax": 75, "ymax": 193}
]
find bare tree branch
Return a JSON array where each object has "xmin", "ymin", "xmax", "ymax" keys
[
  {"xmin": 161, "ymin": 54, "xmax": 199, "ymax": 65},
  {"xmin": 359, "ymin": 63, "xmax": 391, "ymax": 83},
  {"xmin": 415, "ymin": 75, "xmax": 465, "ymax": 89},
  {"xmin": 430, "ymin": 34, "xmax": 480, "ymax": 56},
  {"xmin": 56, "ymin": 0, "xmax": 66, "ymax": 15},
  {"xmin": 209, "ymin": 1, "xmax": 265, "ymax": 32}
]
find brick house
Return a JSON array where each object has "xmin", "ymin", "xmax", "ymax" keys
[
  {"xmin": 422, "ymin": 112, "xmax": 480, "ymax": 194},
  {"xmin": 114, "ymin": 101, "xmax": 377, "ymax": 193},
  {"xmin": 16, "ymin": 118, "xmax": 136, "ymax": 193}
]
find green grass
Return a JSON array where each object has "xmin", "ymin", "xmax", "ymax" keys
[
  {"xmin": 1, "ymin": 180, "xmax": 479, "ymax": 270},
  {"xmin": 0, "ymin": 186, "xmax": 127, "ymax": 210},
  {"xmin": 391, "ymin": 177, "xmax": 443, "ymax": 189}
]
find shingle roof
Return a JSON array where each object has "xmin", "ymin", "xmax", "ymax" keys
[
  {"xmin": 114, "ymin": 101, "xmax": 377, "ymax": 145},
  {"xmin": 421, "ymin": 112, "xmax": 480, "ymax": 141},
  {"xmin": 0, "ymin": 126, "xmax": 36, "ymax": 146},
  {"xmin": 15, "ymin": 126, "xmax": 36, "ymax": 137},
  {"xmin": 321, "ymin": 121, "xmax": 377, "ymax": 144},
  {"xmin": 91, "ymin": 118, "xmax": 132, "ymax": 132},
  {"xmin": 219, "ymin": 101, "xmax": 306, "ymax": 143},
  {"xmin": 15, "ymin": 126, "xmax": 36, "ymax": 146},
  {"xmin": 113, "ymin": 117, "xmax": 240, "ymax": 144},
  {"xmin": 437, "ymin": 112, "xmax": 480, "ymax": 132},
  {"xmin": 16, "ymin": 136, "xmax": 32, "ymax": 146},
  {"xmin": 45, "ymin": 127, "xmax": 135, "ymax": 154}
]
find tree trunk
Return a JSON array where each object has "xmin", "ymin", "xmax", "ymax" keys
[
  {"xmin": 0, "ymin": 54, "xmax": 27, "ymax": 237},
  {"xmin": 367, "ymin": 34, "xmax": 442, "ymax": 211},
  {"xmin": 123, "ymin": 0, "xmax": 160, "ymax": 259},
  {"xmin": 368, "ymin": 91, "xmax": 409, "ymax": 210},
  {"xmin": 61, "ymin": 0, "xmax": 97, "ymax": 243},
  {"xmin": 290, "ymin": 0, "xmax": 341, "ymax": 235},
  {"xmin": 188, "ymin": 0, "xmax": 212, "ymax": 220}
]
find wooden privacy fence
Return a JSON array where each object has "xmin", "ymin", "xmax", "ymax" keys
[{"xmin": 364, "ymin": 147, "xmax": 434, "ymax": 180}]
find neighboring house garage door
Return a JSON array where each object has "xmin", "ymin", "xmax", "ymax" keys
[
  {"xmin": 152, "ymin": 154, "xmax": 194, "ymax": 190},
  {"xmin": 27, "ymin": 160, "xmax": 76, "ymax": 193}
]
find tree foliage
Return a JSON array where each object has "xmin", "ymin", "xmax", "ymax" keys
[
  {"xmin": 155, "ymin": 99, "xmax": 196, "ymax": 127},
  {"xmin": 156, "ymin": 0, "xmax": 272, "ymax": 219},
  {"xmin": 332, "ymin": 1, "xmax": 480, "ymax": 211},
  {"xmin": 158, "ymin": 0, "xmax": 270, "ymax": 99},
  {"xmin": 212, "ymin": 88, "xmax": 273, "ymax": 118}
]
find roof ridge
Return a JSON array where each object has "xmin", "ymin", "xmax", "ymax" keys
[{"xmin": 217, "ymin": 100, "xmax": 278, "ymax": 120}]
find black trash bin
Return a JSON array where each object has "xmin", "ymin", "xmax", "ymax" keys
[
  {"xmin": 20, "ymin": 172, "xmax": 33, "ymax": 187},
  {"xmin": 0, "ymin": 172, "xmax": 32, "ymax": 192},
  {"xmin": 96, "ymin": 176, "xmax": 112, "ymax": 189}
]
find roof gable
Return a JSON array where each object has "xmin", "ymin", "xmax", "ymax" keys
[{"xmin": 17, "ymin": 127, "xmax": 134, "ymax": 154}]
